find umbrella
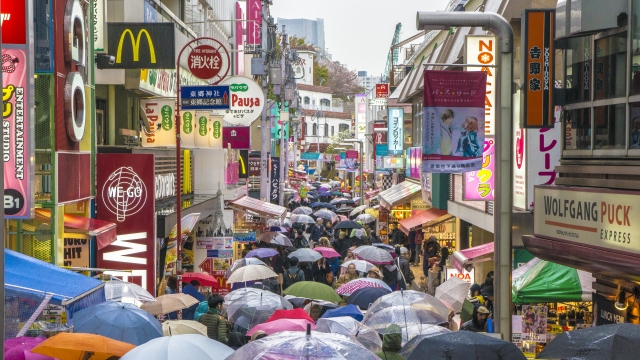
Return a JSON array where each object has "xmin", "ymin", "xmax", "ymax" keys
[
  {"xmin": 181, "ymin": 272, "xmax": 219, "ymax": 288},
  {"xmin": 320, "ymin": 305, "xmax": 363, "ymax": 322},
  {"xmin": 306, "ymin": 194, "xmax": 317, "ymax": 199},
  {"xmin": 292, "ymin": 206, "xmax": 313, "ymax": 215},
  {"xmin": 314, "ymin": 209, "xmax": 337, "ymax": 220},
  {"xmin": 104, "ymin": 280, "xmax": 157, "ymax": 304},
  {"xmin": 270, "ymin": 234, "xmax": 294, "ymax": 247},
  {"xmin": 225, "ymin": 258, "xmax": 267, "ymax": 278},
  {"xmin": 334, "ymin": 207, "xmax": 353, "ymax": 214},
  {"xmin": 283, "ymin": 281, "xmax": 342, "ymax": 303},
  {"xmin": 288, "ymin": 248, "xmax": 323, "ymax": 262},
  {"xmin": 141, "ymin": 293, "xmax": 199, "ymax": 316},
  {"xmin": 267, "ymin": 308, "xmax": 315, "ymax": 323},
  {"xmin": 346, "ymin": 287, "xmax": 392, "ymax": 310},
  {"xmin": 120, "ymin": 334, "xmax": 234, "ymax": 360},
  {"xmin": 162, "ymin": 320, "xmax": 207, "ymax": 336},
  {"xmin": 343, "ymin": 193, "xmax": 352, "ymax": 197},
  {"xmin": 336, "ymin": 279, "xmax": 387, "ymax": 296},
  {"xmin": 226, "ymin": 290, "xmax": 293, "ymax": 330},
  {"xmin": 247, "ymin": 318, "xmax": 315, "ymax": 336},
  {"xmin": 31, "ymin": 333, "xmax": 135, "ymax": 360},
  {"xmin": 315, "ymin": 316, "xmax": 382, "ymax": 353},
  {"xmin": 73, "ymin": 302, "xmax": 162, "ymax": 346},
  {"xmin": 355, "ymin": 214, "xmax": 375, "ymax": 224},
  {"xmin": 340, "ymin": 260, "xmax": 374, "ymax": 273},
  {"xmin": 4, "ymin": 337, "xmax": 49, "ymax": 360},
  {"xmin": 372, "ymin": 243, "xmax": 395, "ymax": 250},
  {"xmin": 246, "ymin": 248, "xmax": 278, "ymax": 258},
  {"xmin": 400, "ymin": 331, "xmax": 526, "ymax": 360},
  {"xmin": 225, "ymin": 287, "xmax": 273, "ymax": 302},
  {"xmin": 329, "ymin": 198, "xmax": 342, "ymax": 204},
  {"xmin": 363, "ymin": 290, "xmax": 451, "ymax": 345},
  {"xmin": 226, "ymin": 264, "xmax": 278, "ymax": 284},
  {"xmin": 350, "ymin": 205, "xmax": 368, "ymax": 217},
  {"xmin": 352, "ymin": 278, "xmax": 393, "ymax": 291},
  {"xmin": 314, "ymin": 247, "xmax": 341, "ymax": 258},
  {"xmin": 290, "ymin": 214, "xmax": 316, "ymax": 224},
  {"xmin": 331, "ymin": 191, "xmax": 344, "ymax": 196},
  {"xmin": 266, "ymin": 226, "xmax": 288, "ymax": 233},
  {"xmin": 318, "ymin": 191, "xmax": 332, "ymax": 197},
  {"xmin": 226, "ymin": 330, "xmax": 379, "ymax": 360},
  {"xmin": 310, "ymin": 202, "xmax": 336, "ymax": 210},
  {"xmin": 352, "ymin": 246, "xmax": 393, "ymax": 264},
  {"xmin": 334, "ymin": 220, "xmax": 362, "ymax": 230},
  {"xmin": 435, "ymin": 276, "xmax": 471, "ymax": 313},
  {"xmin": 537, "ymin": 323, "xmax": 640, "ymax": 360}
]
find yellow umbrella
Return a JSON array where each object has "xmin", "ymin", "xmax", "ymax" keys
[
  {"xmin": 364, "ymin": 208, "xmax": 379, "ymax": 218},
  {"xmin": 30, "ymin": 332, "xmax": 135, "ymax": 360},
  {"xmin": 162, "ymin": 320, "xmax": 207, "ymax": 336}
]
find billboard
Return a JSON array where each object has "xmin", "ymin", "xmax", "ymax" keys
[
  {"xmin": 216, "ymin": 76, "xmax": 264, "ymax": 125},
  {"xmin": 246, "ymin": 0, "xmax": 261, "ymax": 46},
  {"xmin": 223, "ymin": 127, "xmax": 251, "ymax": 149},
  {"xmin": 466, "ymin": 35, "xmax": 496, "ymax": 136},
  {"xmin": 96, "ymin": 154, "xmax": 156, "ymax": 293},
  {"xmin": 106, "ymin": 23, "xmax": 176, "ymax": 69},
  {"xmin": 464, "ymin": 138, "xmax": 495, "ymax": 201},
  {"xmin": 422, "ymin": 70, "xmax": 486, "ymax": 173},
  {"xmin": 388, "ymin": 108, "xmax": 404, "ymax": 155},
  {"xmin": 270, "ymin": 157, "xmax": 280, "ymax": 204}
]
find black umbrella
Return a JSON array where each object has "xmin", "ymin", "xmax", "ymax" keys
[
  {"xmin": 334, "ymin": 207, "xmax": 353, "ymax": 213},
  {"xmin": 334, "ymin": 220, "xmax": 362, "ymax": 230},
  {"xmin": 537, "ymin": 323, "xmax": 640, "ymax": 360},
  {"xmin": 346, "ymin": 287, "xmax": 391, "ymax": 310},
  {"xmin": 400, "ymin": 331, "xmax": 526, "ymax": 360}
]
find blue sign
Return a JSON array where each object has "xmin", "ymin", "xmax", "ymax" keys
[
  {"xmin": 376, "ymin": 144, "xmax": 389, "ymax": 157},
  {"xmin": 301, "ymin": 152, "xmax": 320, "ymax": 160},
  {"xmin": 180, "ymin": 85, "xmax": 231, "ymax": 110},
  {"xmin": 206, "ymin": 250, "xmax": 219, "ymax": 258},
  {"xmin": 233, "ymin": 232, "xmax": 257, "ymax": 242},
  {"xmin": 340, "ymin": 152, "xmax": 346, "ymax": 159},
  {"xmin": 144, "ymin": 1, "xmax": 158, "ymax": 22},
  {"xmin": 388, "ymin": 108, "xmax": 404, "ymax": 155}
]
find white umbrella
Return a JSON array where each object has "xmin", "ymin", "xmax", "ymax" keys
[
  {"xmin": 341, "ymin": 260, "xmax": 375, "ymax": 273},
  {"xmin": 225, "ymin": 258, "xmax": 268, "ymax": 278},
  {"xmin": 260, "ymin": 233, "xmax": 293, "ymax": 247},
  {"xmin": 292, "ymin": 206, "xmax": 313, "ymax": 215},
  {"xmin": 355, "ymin": 214, "xmax": 376, "ymax": 224},
  {"xmin": 104, "ymin": 279, "xmax": 156, "ymax": 304},
  {"xmin": 314, "ymin": 209, "xmax": 337, "ymax": 220},
  {"xmin": 226, "ymin": 289, "xmax": 293, "ymax": 330},
  {"xmin": 350, "ymin": 205, "xmax": 368, "ymax": 217},
  {"xmin": 288, "ymin": 248, "xmax": 322, "ymax": 262},
  {"xmin": 352, "ymin": 246, "xmax": 393, "ymax": 265},
  {"xmin": 226, "ymin": 264, "xmax": 278, "ymax": 284},
  {"xmin": 315, "ymin": 316, "xmax": 383, "ymax": 353},
  {"xmin": 435, "ymin": 276, "xmax": 471, "ymax": 313},
  {"xmin": 225, "ymin": 287, "xmax": 272, "ymax": 302},
  {"xmin": 291, "ymin": 214, "xmax": 316, "ymax": 224},
  {"xmin": 162, "ymin": 320, "xmax": 207, "ymax": 336},
  {"xmin": 121, "ymin": 334, "xmax": 234, "ymax": 360},
  {"xmin": 141, "ymin": 294, "xmax": 199, "ymax": 316}
]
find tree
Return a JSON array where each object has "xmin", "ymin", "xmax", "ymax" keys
[
  {"xmin": 314, "ymin": 62, "xmax": 329, "ymax": 86},
  {"xmin": 324, "ymin": 130, "xmax": 355, "ymax": 154},
  {"xmin": 321, "ymin": 59, "xmax": 365, "ymax": 100}
]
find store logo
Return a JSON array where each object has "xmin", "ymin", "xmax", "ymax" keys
[
  {"xmin": 107, "ymin": 23, "xmax": 175, "ymax": 69},
  {"xmin": 102, "ymin": 167, "xmax": 148, "ymax": 222},
  {"xmin": 64, "ymin": 0, "xmax": 87, "ymax": 142},
  {"xmin": 0, "ymin": 13, "xmax": 10, "ymax": 25},
  {"xmin": 116, "ymin": 29, "xmax": 156, "ymax": 65}
]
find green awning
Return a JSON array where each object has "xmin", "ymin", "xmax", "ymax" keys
[{"xmin": 512, "ymin": 258, "xmax": 593, "ymax": 304}]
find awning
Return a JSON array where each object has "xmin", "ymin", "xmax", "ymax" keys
[
  {"xmin": 365, "ymin": 189, "xmax": 380, "ymax": 199},
  {"xmin": 378, "ymin": 181, "xmax": 422, "ymax": 210},
  {"xmin": 228, "ymin": 196, "xmax": 287, "ymax": 219},
  {"xmin": 399, "ymin": 208, "xmax": 449, "ymax": 235},
  {"xmin": 452, "ymin": 242, "xmax": 494, "ymax": 272},
  {"xmin": 35, "ymin": 209, "xmax": 117, "ymax": 250}
]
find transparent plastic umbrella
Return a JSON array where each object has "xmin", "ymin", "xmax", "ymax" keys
[
  {"xmin": 290, "ymin": 214, "xmax": 316, "ymax": 224},
  {"xmin": 104, "ymin": 280, "xmax": 156, "ymax": 304},
  {"xmin": 121, "ymin": 334, "xmax": 234, "ymax": 360},
  {"xmin": 225, "ymin": 258, "xmax": 268, "ymax": 278},
  {"xmin": 226, "ymin": 329, "xmax": 379, "ymax": 360},
  {"xmin": 288, "ymin": 248, "xmax": 322, "ymax": 263},
  {"xmin": 349, "ymin": 205, "xmax": 367, "ymax": 217},
  {"xmin": 352, "ymin": 246, "xmax": 393, "ymax": 265},
  {"xmin": 225, "ymin": 289, "xmax": 293, "ymax": 331},
  {"xmin": 363, "ymin": 290, "xmax": 450, "ymax": 345},
  {"xmin": 314, "ymin": 209, "xmax": 337, "ymax": 220},
  {"xmin": 315, "ymin": 316, "xmax": 383, "ymax": 353},
  {"xmin": 435, "ymin": 276, "xmax": 471, "ymax": 313},
  {"xmin": 225, "ymin": 287, "xmax": 272, "ymax": 302},
  {"xmin": 355, "ymin": 214, "xmax": 375, "ymax": 224},
  {"xmin": 340, "ymin": 260, "xmax": 375, "ymax": 274},
  {"xmin": 261, "ymin": 234, "xmax": 293, "ymax": 247},
  {"xmin": 292, "ymin": 207, "xmax": 313, "ymax": 215}
]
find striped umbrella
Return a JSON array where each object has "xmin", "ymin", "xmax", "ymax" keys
[{"xmin": 336, "ymin": 279, "xmax": 387, "ymax": 296}]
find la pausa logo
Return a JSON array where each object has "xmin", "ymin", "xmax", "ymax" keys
[{"xmin": 230, "ymin": 83, "xmax": 260, "ymax": 108}]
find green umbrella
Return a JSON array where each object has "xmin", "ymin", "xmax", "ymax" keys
[
  {"xmin": 283, "ymin": 281, "xmax": 342, "ymax": 303},
  {"xmin": 460, "ymin": 298, "xmax": 475, "ymax": 324},
  {"xmin": 331, "ymin": 191, "xmax": 344, "ymax": 197}
]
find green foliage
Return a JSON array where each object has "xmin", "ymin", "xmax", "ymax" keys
[{"xmin": 324, "ymin": 130, "xmax": 354, "ymax": 154}]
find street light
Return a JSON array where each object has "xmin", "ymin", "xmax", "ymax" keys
[{"xmin": 342, "ymin": 139, "xmax": 364, "ymax": 206}]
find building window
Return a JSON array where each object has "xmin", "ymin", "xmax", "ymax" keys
[
  {"xmin": 632, "ymin": 0, "xmax": 640, "ymax": 95},
  {"xmin": 313, "ymin": 123, "xmax": 317, "ymax": 136},
  {"xmin": 320, "ymin": 99, "xmax": 330, "ymax": 107},
  {"xmin": 562, "ymin": 36, "xmax": 591, "ymax": 104},
  {"xmin": 593, "ymin": 103, "xmax": 626, "ymax": 149},
  {"xmin": 324, "ymin": 124, "xmax": 329, "ymax": 136},
  {"xmin": 594, "ymin": 32, "xmax": 627, "ymax": 100},
  {"xmin": 564, "ymin": 108, "xmax": 591, "ymax": 150},
  {"xmin": 304, "ymin": 96, "xmax": 310, "ymax": 105},
  {"xmin": 339, "ymin": 124, "xmax": 349, "ymax": 133},
  {"xmin": 331, "ymin": 126, "xmax": 335, "ymax": 136}
]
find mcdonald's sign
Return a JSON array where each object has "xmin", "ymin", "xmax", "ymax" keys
[{"xmin": 106, "ymin": 23, "xmax": 175, "ymax": 69}]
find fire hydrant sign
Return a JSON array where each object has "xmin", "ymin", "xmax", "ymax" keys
[
  {"xmin": 180, "ymin": 85, "xmax": 230, "ymax": 110},
  {"xmin": 187, "ymin": 41, "xmax": 230, "ymax": 83},
  {"xmin": 215, "ymin": 76, "xmax": 265, "ymax": 125}
]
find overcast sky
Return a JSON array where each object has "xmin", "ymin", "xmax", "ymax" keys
[{"xmin": 270, "ymin": 0, "xmax": 451, "ymax": 76}]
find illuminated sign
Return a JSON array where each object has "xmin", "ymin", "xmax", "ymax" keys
[
  {"xmin": 106, "ymin": 23, "xmax": 175, "ymax": 69},
  {"xmin": 388, "ymin": 108, "xmax": 404, "ymax": 155},
  {"xmin": 466, "ymin": 35, "xmax": 496, "ymax": 136}
]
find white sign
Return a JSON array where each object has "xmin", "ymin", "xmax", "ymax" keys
[
  {"xmin": 194, "ymin": 111, "xmax": 211, "ymax": 148},
  {"xmin": 64, "ymin": 235, "xmax": 90, "ymax": 267},
  {"xmin": 155, "ymin": 173, "xmax": 176, "ymax": 200},
  {"xmin": 210, "ymin": 116, "xmax": 223, "ymax": 149},
  {"xmin": 534, "ymin": 186, "xmax": 640, "ymax": 255},
  {"xmin": 369, "ymin": 98, "xmax": 387, "ymax": 106},
  {"xmin": 215, "ymin": 76, "xmax": 264, "ymax": 125},
  {"xmin": 140, "ymin": 99, "xmax": 177, "ymax": 147},
  {"xmin": 101, "ymin": 167, "xmax": 149, "ymax": 222},
  {"xmin": 444, "ymin": 267, "xmax": 475, "ymax": 283},
  {"xmin": 383, "ymin": 156, "xmax": 404, "ymax": 169},
  {"xmin": 93, "ymin": 0, "xmax": 106, "ymax": 52},
  {"xmin": 180, "ymin": 111, "xmax": 196, "ymax": 148},
  {"xmin": 466, "ymin": 35, "xmax": 496, "ymax": 136},
  {"xmin": 388, "ymin": 108, "xmax": 404, "ymax": 155},
  {"xmin": 421, "ymin": 172, "xmax": 432, "ymax": 205}
]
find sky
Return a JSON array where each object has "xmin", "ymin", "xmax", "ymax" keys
[{"xmin": 270, "ymin": 0, "xmax": 451, "ymax": 76}]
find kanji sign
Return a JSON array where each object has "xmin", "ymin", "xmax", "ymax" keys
[
  {"xmin": 188, "ymin": 44, "xmax": 222, "ymax": 79},
  {"xmin": 270, "ymin": 157, "xmax": 280, "ymax": 204},
  {"xmin": 180, "ymin": 85, "xmax": 230, "ymax": 110},
  {"xmin": 249, "ymin": 156, "xmax": 261, "ymax": 176},
  {"xmin": 376, "ymin": 83, "xmax": 389, "ymax": 98},
  {"xmin": 466, "ymin": 35, "xmax": 496, "ymax": 136},
  {"xmin": 388, "ymin": 108, "xmax": 404, "ymax": 155}
]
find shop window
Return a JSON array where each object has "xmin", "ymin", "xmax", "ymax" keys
[
  {"xmin": 324, "ymin": 124, "xmax": 329, "ymax": 137},
  {"xmin": 594, "ymin": 32, "xmax": 627, "ymax": 100},
  {"xmin": 564, "ymin": 108, "xmax": 591, "ymax": 150},
  {"xmin": 320, "ymin": 99, "xmax": 330, "ymax": 107},
  {"xmin": 313, "ymin": 123, "xmax": 317, "ymax": 136},
  {"xmin": 594, "ymin": 104, "xmax": 626, "ymax": 149},
  {"xmin": 331, "ymin": 126, "xmax": 334, "ymax": 136},
  {"xmin": 629, "ymin": 102, "xmax": 640, "ymax": 149},
  {"xmin": 562, "ymin": 36, "xmax": 591, "ymax": 104},
  {"xmin": 632, "ymin": 0, "xmax": 640, "ymax": 95}
]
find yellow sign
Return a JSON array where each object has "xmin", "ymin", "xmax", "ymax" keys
[{"xmin": 116, "ymin": 29, "xmax": 156, "ymax": 64}]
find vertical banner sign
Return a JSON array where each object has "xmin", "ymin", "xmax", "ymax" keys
[
  {"xmin": 246, "ymin": 0, "xmax": 261, "ymax": 46},
  {"xmin": 96, "ymin": 154, "xmax": 156, "ymax": 294},
  {"xmin": 464, "ymin": 138, "xmax": 495, "ymax": 201},
  {"xmin": 465, "ymin": 35, "xmax": 496, "ymax": 135},
  {"xmin": 522, "ymin": 9, "xmax": 555, "ymax": 128},
  {"xmin": 93, "ymin": 0, "xmax": 106, "ymax": 52},
  {"xmin": 194, "ymin": 111, "xmax": 210, "ymax": 148},
  {"xmin": 355, "ymin": 94, "xmax": 367, "ymax": 140},
  {"xmin": 270, "ymin": 157, "xmax": 280, "ymax": 204},
  {"xmin": 211, "ymin": 116, "xmax": 223, "ymax": 149},
  {"xmin": 248, "ymin": 156, "xmax": 261, "ymax": 177},
  {"xmin": 2, "ymin": 0, "xmax": 34, "ymax": 219},
  {"xmin": 388, "ymin": 108, "xmax": 404, "ymax": 155},
  {"xmin": 235, "ymin": 3, "xmax": 244, "ymax": 76},
  {"xmin": 422, "ymin": 70, "xmax": 487, "ymax": 173}
]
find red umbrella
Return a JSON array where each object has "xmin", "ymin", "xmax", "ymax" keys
[
  {"xmin": 181, "ymin": 272, "xmax": 219, "ymax": 287},
  {"xmin": 246, "ymin": 319, "xmax": 315, "ymax": 336},
  {"xmin": 313, "ymin": 247, "xmax": 341, "ymax": 258},
  {"xmin": 267, "ymin": 308, "xmax": 314, "ymax": 323}
]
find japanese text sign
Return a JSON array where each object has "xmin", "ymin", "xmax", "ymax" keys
[
  {"xmin": 522, "ymin": 9, "xmax": 555, "ymax": 128},
  {"xmin": 180, "ymin": 85, "xmax": 230, "ymax": 110},
  {"xmin": 465, "ymin": 35, "xmax": 496, "ymax": 136},
  {"xmin": 388, "ymin": 108, "xmax": 404, "ymax": 155},
  {"xmin": 188, "ymin": 44, "xmax": 226, "ymax": 81},
  {"xmin": 270, "ymin": 157, "xmax": 280, "ymax": 204},
  {"xmin": 248, "ymin": 156, "xmax": 261, "ymax": 176},
  {"xmin": 223, "ymin": 127, "xmax": 251, "ymax": 149},
  {"xmin": 376, "ymin": 83, "xmax": 389, "ymax": 98},
  {"xmin": 464, "ymin": 138, "xmax": 495, "ymax": 201},
  {"xmin": 346, "ymin": 150, "xmax": 359, "ymax": 159},
  {"xmin": 217, "ymin": 76, "xmax": 264, "ymax": 125}
]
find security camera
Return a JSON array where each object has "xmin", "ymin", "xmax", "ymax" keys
[
  {"xmin": 95, "ymin": 54, "xmax": 116, "ymax": 69},
  {"xmin": 107, "ymin": 55, "xmax": 115, "ymax": 65}
]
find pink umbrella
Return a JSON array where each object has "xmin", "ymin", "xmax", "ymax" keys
[
  {"xmin": 313, "ymin": 247, "xmax": 341, "ymax": 258},
  {"xmin": 4, "ymin": 337, "xmax": 52, "ymax": 360},
  {"xmin": 336, "ymin": 279, "xmax": 385, "ymax": 296},
  {"xmin": 246, "ymin": 318, "xmax": 315, "ymax": 336}
]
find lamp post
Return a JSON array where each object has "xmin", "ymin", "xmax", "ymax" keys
[{"xmin": 343, "ymin": 139, "xmax": 364, "ymax": 206}]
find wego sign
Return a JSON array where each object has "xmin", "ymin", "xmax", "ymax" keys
[{"xmin": 101, "ymin": 166, "xmax": 148, "ymax": 222}]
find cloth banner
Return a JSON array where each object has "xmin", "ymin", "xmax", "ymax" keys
[{"xmin": 422, "ymin": 70, "xmax": 486, "ymax": 173}]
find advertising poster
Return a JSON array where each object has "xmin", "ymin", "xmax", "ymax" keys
[
  {"xmin": 140, "ymin": 99, "xmax": 178, "ymax": 147},
  {"xmin": 164, "ymin": 213, "xmax": 201, "ymax": 274},
  {"xmin": 521, "ymin": 305, "xmax": 548, "ymax": 342},
  {"xmin": 464, "ymin": 138, "xmax": 495, "ymax": 201},
  {"xmin": 422, "ymin": 70, "xmax": 487, "ymax": 173}
]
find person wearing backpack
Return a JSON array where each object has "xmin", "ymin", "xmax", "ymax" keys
[
  {"xmin": 283, "ymin": 257, "xmax": 305, "ymax": 290},
  {"xmin": 381, "ymin": 263, "xmax": 398, "ymax": 290}
]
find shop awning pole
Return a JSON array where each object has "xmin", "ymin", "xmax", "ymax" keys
[{"xmin": 417, "ymin": 11, "xmax": 514, "ymax": 339}]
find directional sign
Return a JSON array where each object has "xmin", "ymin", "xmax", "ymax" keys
[
  {"xmin": 369, "ymin": 98, "xmax": 387, "ymax": 106},
  {"xmin": 199, "ymin": 258, "xmax": 213, "ymax": 273},
  {"xmin": 180, "ymin": 85, "xmax": 230, "ymax": 110}
]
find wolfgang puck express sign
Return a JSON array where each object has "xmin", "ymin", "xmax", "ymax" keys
[{"xmin": 534, "ymin": 186, "xmax": 639, "ymax": 254}]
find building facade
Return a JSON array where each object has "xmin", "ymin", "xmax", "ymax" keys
[{"xmin": 277, "ymin": 17, "xmax": 326, "ymax": 52}]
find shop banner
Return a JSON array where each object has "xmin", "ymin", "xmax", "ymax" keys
[
  {"xmin": 216, "ymin": 76, "xmax": 264, "ymax": 125},
  {"xmin": 466, "ymin": 35, "xmax": 496, "ymax": 136},
  {"xmin": 248, "ymin": 156, "xmax": 261, "ymax": 176},
  {"xmin": 464, "ymin": 137, "xmax": 495, "ymax": 201},
  {"xmin": 246, "ymin": 0, "xmax": 261, "ymax": 46},
  {"xmin": 96, "ymin": 154, "xmax": 156, "ymax": 293},
  {"xmin": 594, "ymin": 293, "xmax": 627, "ymax": 325},
  {"xmin": 388, "ymin": 108, "xmax": 404, "ymax": 155},
  {"xmin": 270, "ymin": 157, "xmax": 280, "ymax": 204},
  {"xmin": 521, "ymin": 305, "xmax": 548, "ymax": 342},
  {"xmin": 422, "ymin": 70, "xmax": 486, "ymax": 173},
  {"xmin": 223, "ymin": 127, "xmax": 251, "ymax": 149},
  {"xmin": 346, "ymin": 150, "xmax": 359, "ymax": 159},
  {"xmin": 63, "ymin": 235, "xmax": 91, "ymax": 267},
  {"xmin": 193, "ymin": 111, "xmax": 210, "ymax": 148},
  {"xmin": 164, "ymin": 213, "xmax": 201, "ymax": 275},
  {"xmin": 211, "ymin": 115, "xmax": 223, "ymax": 149},
  {"xmin": 140, "ymin": 99, "xmax": 177, "ymax": 147},
  {"xmin": 355, "ymin": 94, "xmax": 367, "ymax": 140},
  {"xmin": 180, "ymin": 111, "xmax": 196, "ymax": 148},
  {"xmin": 235, "ymin": 3, "xmax": 244, "ymax": 76}
]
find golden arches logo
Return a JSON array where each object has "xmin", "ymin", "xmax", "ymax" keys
[
  {"xmin": 116, "ymin": 29, "xmax": 156, "ymax": 64},
  {"xmin": 239, "ymin": 154, "xmax": 247, "ymax": 175}
]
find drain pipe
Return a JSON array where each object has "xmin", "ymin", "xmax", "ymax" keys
[{"xmin": 416, "ymin": 11, "xmax": 514, "ymax": 339}]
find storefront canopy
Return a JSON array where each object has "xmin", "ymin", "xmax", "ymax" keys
[
  {"xmin": 452, "ymin": 242, "xmax": 494, "ymax": 272},
  {"xmin": 35, "ymin": 208, "xmax": 116, "ymax": 250},
  {"xmin": 399, "ymin": 208, "xmax": 449, "ymax": 235},
  {"xmin": 512, "ymin": 258, "xmax": 594, "ymax": 304},
  {"xmin": 228, "ymin": 196, "xmax": 287, "ymax": 219},
  {"xmin": 378, "ymin": 181, "xmax": 422, "ymax": 210}
]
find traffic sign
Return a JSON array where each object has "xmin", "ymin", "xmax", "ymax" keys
[
  {"xmin": 181, "ymin": 85, "xmax": 230, "ymax": 110},
  {"xmin": 198, "ymin": 258, "xmax": 213, "ymax": 273},
  {"xmin": 376, "ymin": 83, "xmax": 389, "ymax": 98}
]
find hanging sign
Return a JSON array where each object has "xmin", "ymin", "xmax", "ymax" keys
[
  {"xmin": 376, "ymin": 83, "xmax": 389, "ymax": 98},
  {"xmin": 270, "ymin": 157, "xmax": 280, "ymax": 204},
  {"xmin": 180, "ymin": 85, "xmax": 230, "ymax": 110},
  {"xmin": 388, "ymin": 108, "xmax": 404, "ymax": 155},
  {"xmin": 422, "ymin": 70, "xmax": 486, "ymax": 173},
  {"xmin": 215, "ymin": 76, "xmax": 265, "ymax": 125},
  {"xmin": 464, "ymin": 138, "xmax": 495, "ymax": 201},
  {"xmin": 465, "ymin": 35, "xmax": 496, "ymax": 135}
]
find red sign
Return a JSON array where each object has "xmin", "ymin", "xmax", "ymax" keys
[
  {"xmin": 235, "ymin": 3, "xmax": 244, "ymax": 76},
  {"xmin": 246, "ymin": 0, "xmax": 262, "ymax": 46},
  {"xmin": 188, "ymin": 44, "xmax": 224, "ymax": 80},
  {"xmin": 199, "ymin": 258, "xmax": 213, "ymax": 274},
  {"xmin": 96, "ymin": 154, "xmax": 156, "ymax": 294},
  {"xmin": 373, "ymin": 123, "xmax": 387, "ymax": 159},
  {"xmin": 1, "ymin": 1, "xmax": 27, "ymax": 45},
  {"xmin": 210, "ymin": 270, "xmax": 231, "ymax": 296},
  {"xmin": 248, "ymin": 156, "xmax": 261, "ymax": 177},
  {"xmin": 346, "ymin": 150, "xmax": 359, "ymax": 159},
  {"xmin": 376, "ymin": 83, "xmax": 389, "ymax": 98},
  {"xmin": 223, "ymin": 126, "xmax": 251, "ymax": 149}
]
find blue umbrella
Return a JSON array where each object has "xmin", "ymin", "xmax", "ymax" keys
[
  {"xmin": 246, "ymin": 248, "xmax": 278, "ymax": 258},
  {"xmin": 320, "ymin": 304, "xmax": 363, "ymax": 322},
  {"xmin": 310, "ymin": 202, "xmax": 336, "ymax": 210},
  {"xmin": 265, "ymin": 226, "xmax": 288, "ymax": 232},
  {"xmin": 346, "ymin": 287, "xmax": 392, "ymax": 310},
  {"xmin": 73, "ymin": 302, "xmax": 162, "ymax": 346}
]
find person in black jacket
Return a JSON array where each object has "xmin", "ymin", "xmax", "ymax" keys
[
  {"xmin": 460, "ymin": 305, "xmax": 490, "ymax": 332},
  {"xmin": 312, "ymin": 257, "xmax": 332, "ymax": 285},
  {"xmin": 334, "ymin": 231, "xmax": 352, "ymax": 259},
  {"xmin": 396, "ymin": 247, "xmax": 411, "ymax": 290}
]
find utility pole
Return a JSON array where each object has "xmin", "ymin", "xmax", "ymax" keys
[
  {"xmin": 259, "ymin": 2, "xmax": 271, "ymax": 201},
  {"xmin": 278, "ymin": 26, "xmax": 287, "ymax": 206}
]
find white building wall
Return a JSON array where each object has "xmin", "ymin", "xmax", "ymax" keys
[{"xmin": 293, "ymin": 50, "xmax": 315, "ymax": 86}]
